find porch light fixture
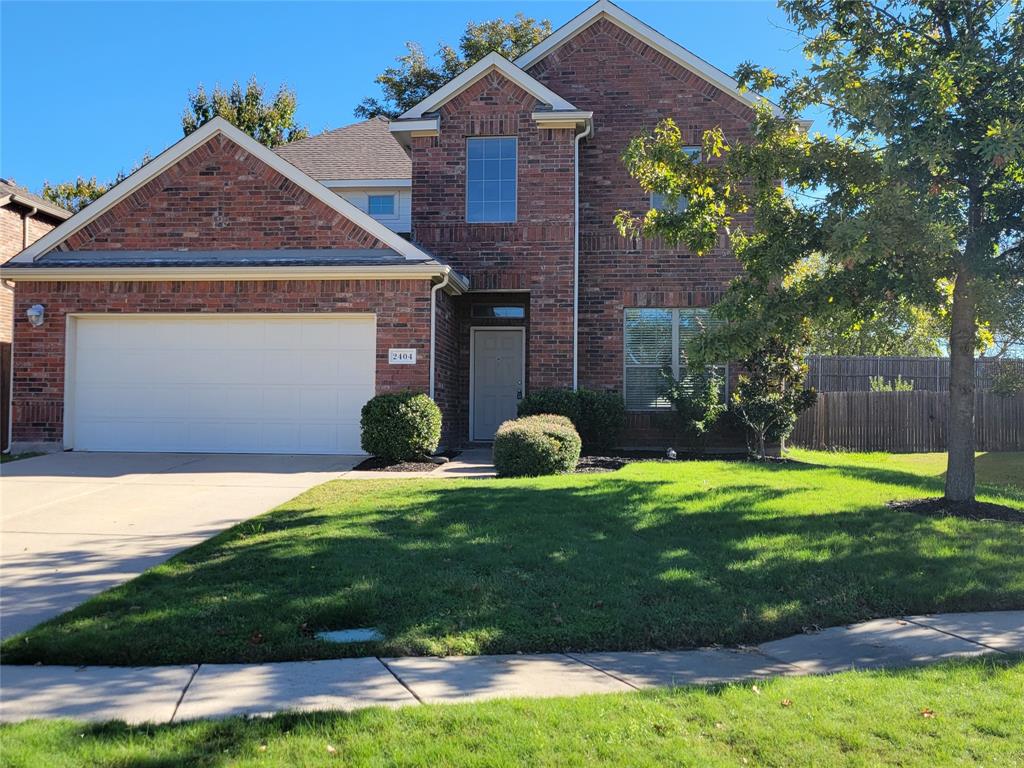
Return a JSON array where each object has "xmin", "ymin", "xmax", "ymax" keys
[{"xmin": 26, "ymin": 304, "xmax": 45, "ymax": 327}]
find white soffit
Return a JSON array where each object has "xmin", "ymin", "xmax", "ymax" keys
[{"xmin": 14, "ymin": 117, "xmax": 435, "ymax": 263}]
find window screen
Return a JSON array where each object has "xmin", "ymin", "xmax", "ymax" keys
[
  {"xmin": 623, "ymin": 308, "xmax": 727, "ymax": 410},
  {"xmin": 467, "ymin": 137, "xmax": 517, "ymax": 222}
]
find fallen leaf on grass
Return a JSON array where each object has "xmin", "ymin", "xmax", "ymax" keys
[
  {"xmin": 780, "ymin": 699, "xmax": 793, "ymax": 708},
  {"xmin": 920, "ymin": 708, "xmax": 936, "ymax": 718}
]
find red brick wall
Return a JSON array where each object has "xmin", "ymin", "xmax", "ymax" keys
[
  {"xmin": 2, "ymin": 206, "xmax": 61, "ymax": 343},
  {"xmin": 410, "ymin": 71, "xmax": 577, "ymax": 392},
  {"xmin": 12, "ymin": 279, "xmax": 434, "ymax": 445},
  {"xmin": 526, "ymin": 18, "xmax": 754, "ymax": 400},
  {"xmin": 57, "ymin": 134, "xmax": 388, "ymax": 252}
]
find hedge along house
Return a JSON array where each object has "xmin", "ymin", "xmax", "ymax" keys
[{"xmin": 4, "ymin": 0, "xmax": 781, "ymax": 455}]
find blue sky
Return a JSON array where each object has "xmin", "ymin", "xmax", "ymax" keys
[{"xmin": 1, "ymin": 1, "xmax": 808, "ymax": 194}]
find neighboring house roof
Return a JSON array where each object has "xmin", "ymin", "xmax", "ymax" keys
[
  {"xmin": 0, "ymin": 178, "xmax": 72, "ymax": 221},
  {"xmin": 397, "ymin": 51, "xmax": 582, "ymax": 120},
  {"xmin": 273, "ymin": 117, "xmax": 411, "ymax": 182},
  {"xmin": 10, "ymin": 117, "xmax": 436, "ymax": 265},
  {"xmin": 514, "ymin": 0, "xmax": 787, "ymax": 119}
]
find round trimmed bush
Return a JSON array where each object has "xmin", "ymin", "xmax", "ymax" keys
[
  {"xmin": 493, "ymin": 414, "xmax": 582, "ymax": 477},
  {"xmin": 360, "ymin": 392, "xmax": 442, "ymax": 462}
]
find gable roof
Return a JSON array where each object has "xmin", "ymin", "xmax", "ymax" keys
[
  {"xmin": 0, "ymin": 178, "xmax": 72, "ymax": 221},
  {"xmin": 514, "ymin": 0, "xmax": 786, "ymax": 118},
  {"xmin": 273, "ymin": 117, "xmax": 411, "ymax": 182},
  {"xmin": 11, "ymin": 117, "xmax": 435, "ymax": 264},
  {"xmin": 397, "ymin": 51, "xmax": 580, "ymax": 120}
]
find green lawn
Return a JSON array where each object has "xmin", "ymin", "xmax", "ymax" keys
[
  {"xmin": 2, "ymin": 657, "xmax": 1021, "ymax": 767},
  {"xmin": 3, "ymin": 451, "xmax": 1022, "ymax": 666},
  {"xmin": 0, "ymin": 451, "xmax": 43, "ymax": 464}
]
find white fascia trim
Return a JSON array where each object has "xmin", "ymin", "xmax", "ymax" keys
[
  {"xmin": 5, "ymin": 193, "xmax": 73, "ymax": 221},
  {"xmin": 532, "ymin": 110, "xmax": 594, "ymax": 129},
  {"xmin": 388, "ymin": 116, "xmax": 441, "ymax": 141},
  {"xmin": 399, "ymin": 52, "xmax": 578, "ymax": 119},
  {"xmin": 322, "ymin": 179, "xmax": 412, "ymax": 189},
  {"xmin": 14, "ymin": 117, "xmax": 436, "ymax": 264},
  {"xmin": 515, "ymin": 0, "xmax": 787, "ymax": 119},
  {"xmin": 0, "ymin": 263, "xmax": 469, "ymax": 291}
]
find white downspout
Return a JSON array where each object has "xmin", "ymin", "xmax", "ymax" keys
[
  {"xmin": 429, "ymin": 269, "xmax": 451, "ymax": 400},
  {"xmin": 3, "ymin": 277, "xmax": 15, "ymax": 454},
  {"xmin": 572, "ymin": 122, "xmax": 592, "ymax": 391}
]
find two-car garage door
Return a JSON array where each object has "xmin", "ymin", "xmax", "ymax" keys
[{"xmin": 67, "ymin": 315, "xmax": 375, "ymax": 454}]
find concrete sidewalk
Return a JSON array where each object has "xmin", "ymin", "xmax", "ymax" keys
[{"xmin": 2, "ymin": 611, "xmax": 1020, "ymax": 724}]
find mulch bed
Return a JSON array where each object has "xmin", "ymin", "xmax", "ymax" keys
[
  {"xmin": 354, "ymin": 451, "xmax": 462, "ymax": 473},
  {"xmin": 575, "ymin": 451, "xmax": 752, "ymax": 473},
  {"xmin": 889, "ymin": 497, "xmax": 1024, "ymax": 525}
]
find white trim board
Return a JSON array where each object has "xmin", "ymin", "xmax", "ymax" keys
[
  {"xmin": 515, "ymin": 0, "xmax": 788, "ymax": 119},
  {"xmin": 13, "ymin": 117, "xmax": 435, "ymax": 264},
  {"xmin": 399, "ymin": 52, "xmax": 579, "ymax": 120}
]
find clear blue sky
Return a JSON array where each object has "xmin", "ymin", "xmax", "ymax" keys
[{"xmin": 1, "ymin": 1, "xmax": 809, "ymax": 194}]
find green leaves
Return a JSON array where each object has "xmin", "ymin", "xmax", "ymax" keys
[{"xmin": 181, "ymin": 78, "xmax": 307, "ymax": 148}]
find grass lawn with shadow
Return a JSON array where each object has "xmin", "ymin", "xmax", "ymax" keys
[
  {"xmin": 1, "ymin": 657, "xmax": 1021, "ymax": 767},
  {"xmin": 2, "ymin": 450, "xmax": 1022, "ymax": 666}
]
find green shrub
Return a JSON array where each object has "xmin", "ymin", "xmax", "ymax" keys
[
  {"xmin": 990, "ymin": 363, "xmax": 1024, "ymax": 397},
  {"xmin": 517, "ymin": 388, "xmax": 624, "ymax": 452},
  {"xmin": 493, "ymin": 415, "xmax": 582, "ymax": 477},
  {"xmin": 360, "ymin": 392, "xmax": 442, "ymax": 462}
]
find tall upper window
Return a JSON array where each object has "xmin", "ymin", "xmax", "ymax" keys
[
  {"xmin": 623, "ymin": 308, "xmax": 727, "ymax": 410},
  {"xmin": 467, "ymin": 137, "xmax": 517, "ymax": 223},
  {"xmin": 650, "ymin": 146, "xmax": 702, "ymax": 213}
]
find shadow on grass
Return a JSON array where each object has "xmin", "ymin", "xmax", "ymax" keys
[{"xmin": 5, "ymin": 457, "xmax": 1022, "ymax": 671}]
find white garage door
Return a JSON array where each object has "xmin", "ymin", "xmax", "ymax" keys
[{"xmin": 68, "ymin": 314, "xmax": 376, "ymax": 454}]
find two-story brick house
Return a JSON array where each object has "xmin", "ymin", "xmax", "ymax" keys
[{"xmin": 3, "ymin": 1, "xmax": 781, "ymax": 455}]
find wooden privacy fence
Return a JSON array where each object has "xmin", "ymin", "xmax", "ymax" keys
[
  {"xmin": 791, "ymin": 391, "xmax": 1024, "ymax": 452},
  {"xmin": 806, "ymin": 355, "xmax": 1023, "ymax": 392}
]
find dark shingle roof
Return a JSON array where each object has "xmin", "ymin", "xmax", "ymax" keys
[
  {"xmin": 0, "ymin": 178, "xmax": 72, "ymax": 220},
  {"xmin": 274, "ymin": 117, "xmax": 411, "ymax": 181}
]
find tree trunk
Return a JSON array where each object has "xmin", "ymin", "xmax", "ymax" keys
[{"xmin": 944, "ymin": 266, "xmax": 976, "ymax": 502}]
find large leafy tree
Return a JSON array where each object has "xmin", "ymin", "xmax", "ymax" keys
[
  {"xmin": 617, "ymin": 0, "xmax": 1023, "ymax": 502},
  {"xmin": 182, "ymin": 77, "xmax": 308, "ymax": 147},
  {"xmin": 356, "ymin": 13, "xmax": 551, "ymax": 119},
  {"xmin": 42, "ymin": 154, "xmax": 152, "ymax": 213}
]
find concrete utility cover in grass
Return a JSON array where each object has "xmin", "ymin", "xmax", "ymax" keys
[{"xmin": 316, "ymin": 628, "xmax": 384, "ymax": 643}]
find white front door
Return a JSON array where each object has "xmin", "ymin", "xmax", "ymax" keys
[
  {"xmin": 67, "ymin": 314, "xmax": 376, "ymax": 454},
  {"xmin": 471, "ymin": 328, "xmax": 524, "ymax": 441}
]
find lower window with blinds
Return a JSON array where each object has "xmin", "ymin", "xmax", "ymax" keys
[{"xmin": 623, "ymin": 308, "xmax": 728, "ymax": 410}]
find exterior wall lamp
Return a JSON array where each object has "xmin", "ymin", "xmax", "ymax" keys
[{"xmin": 26, "ymin": 304, "xmax": 45, "ymax": 327}]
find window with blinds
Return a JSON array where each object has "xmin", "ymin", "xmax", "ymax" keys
[{"xmin": 623, "ymin": 308, "xmax": 727, "ymax": 410}]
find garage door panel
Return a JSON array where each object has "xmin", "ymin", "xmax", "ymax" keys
[{"xmin": 70, "ymin": 315, "xmax": 376, "ymax": 454}]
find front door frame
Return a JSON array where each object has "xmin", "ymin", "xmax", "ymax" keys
[{"xmin": 469, "ymin": 326, "xmax": 526, "ymax": 442}]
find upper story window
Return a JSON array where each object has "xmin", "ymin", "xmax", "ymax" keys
[
  {"xmin": 367, "ymin": 194, "xmax": 396, "ymax": 217},
  {"xmin": 650, "ymin": 146, "xmax": 702, "ymax": 213},
  {"xmin": 467, "ymin": 137, "xmax": 517, "ymax": 223}
]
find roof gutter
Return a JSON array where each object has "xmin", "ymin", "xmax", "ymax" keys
[
  {"xmin": 0, "ymin": 263, "xmax": 470, "ymax": 287},
  {"xmin": 573, "ymin": 119, "xmax": 592, "ymax": 391}
]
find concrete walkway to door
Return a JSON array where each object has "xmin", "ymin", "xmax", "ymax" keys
[{"xmin": 0, "ymin": 452, "xmax": 360, "ymax": 639}]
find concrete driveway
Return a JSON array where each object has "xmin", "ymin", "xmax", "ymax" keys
[{"xmin": 0, "ymin": 452, "xmax": 359, "ymax": 639}]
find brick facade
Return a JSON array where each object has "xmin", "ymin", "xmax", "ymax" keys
[
  {"xmin": 2, "ymin": 205, "xmax": 61, "ymax": 344},
  {"xmin": 58, "ymin": 134, "xmax": 389, "ymax": 252},
  {"xmin": 411, "ymin": 72, "xmax": 577, "ymax": 400},
  {"xmin": 11, "ymin": 279, "xmax": 433, "ymax": 446},
  {"xmin": 526, "ymin": 18, "xmax": 751, "ymax": 397}
]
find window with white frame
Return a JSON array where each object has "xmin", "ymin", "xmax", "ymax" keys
[
  {"xmin": 367, "ymin": 194, "xmax": 396, "ymax": 217},
  {"xmin": 623, "ymin": 307, "xmax": 727, "ymax": 410},
  {"xmin": 650, "ymin": 146, "xmax": 702, "ymax": 213},
  {"xmin": 467, "ymin": 137, "xmax": 517, "ymax": 222}
]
